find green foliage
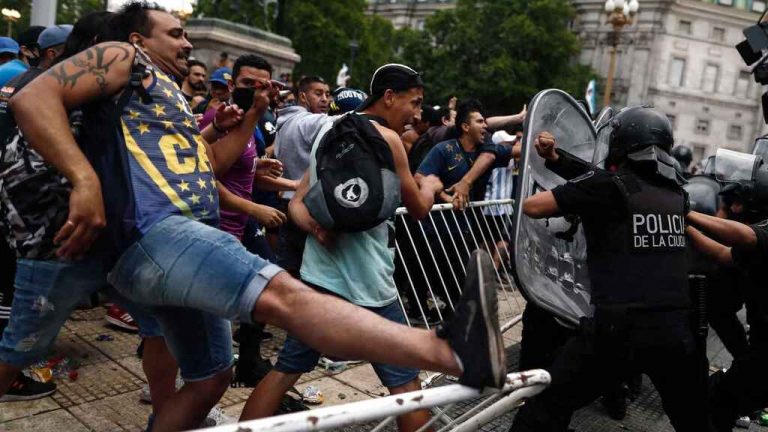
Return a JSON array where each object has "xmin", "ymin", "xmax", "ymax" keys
[
  {"xmin": 194, "ymin": 0, "xmax": 593, "ymax": 111},
  {"xmin": 0, "ymin": 0, "xmax": 105, "ymax": 38},
  {"xmin": 397, "ymin": 0, "xmax": 596, "ymax": 113}
]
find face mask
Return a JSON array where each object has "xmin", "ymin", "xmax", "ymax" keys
[{"xmin": 231, "ymin": 87, "xmax": 255, "ymax": 112}]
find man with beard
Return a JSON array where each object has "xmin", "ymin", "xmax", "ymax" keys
[{"xmin": 180, "ymin": 58, "xmax": 206, "ymax": 104}]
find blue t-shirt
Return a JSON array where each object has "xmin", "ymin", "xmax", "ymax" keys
[
  {"xmin": 417, "ymin": 138, "xmax": 511, "ymax": 201},
  {"xmin": 0, "ymin": 60, "xmax": 28, "ymax": 87}
]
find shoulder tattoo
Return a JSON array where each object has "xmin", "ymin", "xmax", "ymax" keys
[{"xmin": 47, "ymin": 43, "xmax": 131, "ymax": 95}]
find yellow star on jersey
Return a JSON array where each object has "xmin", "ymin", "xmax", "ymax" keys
[
  {"xmin": 210, "ymin": 178, "xmax": 217, "ymax": 188},
  {"xmin": 137, "ymin": 122, "xmax": 150, "ymax": 135},
  {"xmin": 446, "ymin": 143, "xmax": 453, "ymax": 152},
  {"xmin": 128, "ymin": 110, "xmax": 140, "ymax": 120},
  {"xmin": 196, "ymin": 177, "xmax": 208, "ymax": 190},
  {"xmin": 207, "ymin": 192, "xmax": 215, "ymax": 202},
  {"xmin": 157, "ymin": 72, "xmax": 173, "ymax": 83},
  {"xmin": 178, "ymin": 180, "xmax": 190, "ymax": 192},
  {"xmin": 162, "ymin": 120, "xmax": 173, "ymax": 129},
  {"xmin": 176, "ymin": 101, "xmax": 186, "ymax": 113},
  {"xmin": 152, "ymin": 104, "xmax": 166, "ymax": 117},
  {"xmin": 454, "ymin": 153, "xmax": 463, "ymax": 163},
  {"xmin": 183, "ymin": 118, "xmax": 193, "ymax": 129},
  {"xmin": 162, "ymin": 88, "xmax": 173, "ymax": 98},
  {"xmin": 190, "ymin": 193, "xmax": 201, "ymax": 204}
]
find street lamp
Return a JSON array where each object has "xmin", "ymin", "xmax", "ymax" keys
[
  {"xmin": 171, "ymin": 2, "xmax": 194, "ymax": 25},
  {"xmin": 1, "ymin": 8, "xmax": 20, "ymax": 38},
  {"xmin": 602, "ymin": 0, "xmax": 639, "ymax": 108},
  {"xmin": 348, "ymin": 39, "xmax": 359, "ymax": 76}
]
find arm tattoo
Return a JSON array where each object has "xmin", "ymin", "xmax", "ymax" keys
[{"xmin": 48, "ymin": 43, "xmax": 132, "ymax": 95}]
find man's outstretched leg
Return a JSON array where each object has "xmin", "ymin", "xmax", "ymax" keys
[
  {"xmin": 254, "ymin": 250, "xmax": 505, "ymax": 389},
  {"xmin": 109, "ymin": 216, "xmax": 505, "ymax": 389}
]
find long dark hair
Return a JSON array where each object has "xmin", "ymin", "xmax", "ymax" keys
[{"xmin": 55, "ymin": 11, "xmax": 114, "ymax": 64}]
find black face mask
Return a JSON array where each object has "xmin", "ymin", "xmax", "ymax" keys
[{"xmin": 231, "ymin": 87, "xmax": 255, "ymax": 112}]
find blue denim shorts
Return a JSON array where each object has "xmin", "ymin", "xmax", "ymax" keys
[
  {"xmin": 0, "ymin": 257, "xmax": 162, "ymax": 368},
  {"xmin": 274, "ymin": 295, "xmax": 420, "ymax": 388},
  {"xmin": 107, "ymin": 215, "xmax": 284, "ymax": 324}
]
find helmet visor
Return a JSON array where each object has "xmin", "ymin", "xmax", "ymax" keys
[{"xmin": 715, "ymin": 148, "xmax": 759, "ymax": 183}]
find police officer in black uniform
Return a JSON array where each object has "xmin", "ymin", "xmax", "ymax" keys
[
  {"xmin": 687, "ymin": 152, "xmax": 768, "ymax": 431},
  {"xmin": 509, "ymin": 106, "xmax": 713, "ymax": 432},
  {"xmin": 671, "ymin": 144, "xmax": 694, "ymax": 178}
]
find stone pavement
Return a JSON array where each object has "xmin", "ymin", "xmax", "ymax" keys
[{"xmin": 1, "ymin": 302, "xmax": 766, "ymax": 431}]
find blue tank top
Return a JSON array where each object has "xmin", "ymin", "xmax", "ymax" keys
[{"xmin": 119, "ymin": 68, "xmax": 219, "ymax": 234}]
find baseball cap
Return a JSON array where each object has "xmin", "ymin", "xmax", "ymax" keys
[
  {"xmin": 38, "ymin": 25, "xmax": 73, "ymax": 50},
  {"xmin": 209, "ymin": 67, "xmax": 232, "ymax": 85},
  {"xmin": 18, "ymin": 26, "xmax": 45, "ymax": 48},
  {"xmin": 492, "ymin": 130, "xmax": 518, "ymax": 145},
  {"xmin": 330, "ymin": 87, "xmax": 367, "ymax": 114},
  {"xmin": 0, "ymin": 37, "xmax": 19, "ymax": 55},
  {"xmin": 356, "ymin": 63, "xmax": 424, "ymax": 112}
]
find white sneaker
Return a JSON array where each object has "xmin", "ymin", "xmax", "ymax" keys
[
  {"xmin": 138, "ymin": 375, "xmax": 185, "ymax": 404},
  {"xmin": 199, "ymin": 405, "xmax": 235, "ymax": 427}
]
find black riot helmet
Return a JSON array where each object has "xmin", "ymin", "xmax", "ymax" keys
[
  {"xmin": 715, "ymin": 148, "xmax": 768, "ymax": 220},
  {"xmin": 607, "ymin": 105, "xmax": 679, "ymax": 183},
  {"xmin": 671, "ymin": 145, "xmax": 693, "ymax": 170}
]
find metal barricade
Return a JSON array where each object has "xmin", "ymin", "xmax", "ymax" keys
[
  {"xmin": 201, "ymin": 370, "xmax": 550, "ymax": 432},
  {"xmin": 211, "ymin": 199, "xmax": 535, "ymax": 431}
]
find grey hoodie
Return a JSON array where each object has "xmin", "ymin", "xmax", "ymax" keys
[{"xmin": 274, "ymin": 105, "xmax": 337, "ymax": 199}]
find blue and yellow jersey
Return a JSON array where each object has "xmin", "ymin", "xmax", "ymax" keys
[{"xmin": 119, "ymin": 68, "xmax": 219, "ymax": 234}]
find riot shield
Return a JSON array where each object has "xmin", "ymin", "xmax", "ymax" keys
[{"xmin": 513, "ymin": 89, "xmax": 596, "ymax": 326}]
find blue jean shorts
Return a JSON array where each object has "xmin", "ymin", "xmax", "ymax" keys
[
  {"xmin": 107, "ymin": 215, "xmax": 284, "ymax": 324},
  {"xmin": 0, "ymin": 257, "xmax": 162, "ymax": 368},
  {"xmin": 274, "ymin": 290, "xmax": 420, "ymax": 388}
]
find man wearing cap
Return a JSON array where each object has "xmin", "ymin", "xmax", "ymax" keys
[
  {"xmin": 244, "ymin": 64, "xmax": 505, "ymax": 431},
  {"xmin": 0, "ymin": 26, "xmax": 46, "ymax": 86},
  {"xmin": 194, "ymin": 66, "xmax": 231, "ymax": 114}
]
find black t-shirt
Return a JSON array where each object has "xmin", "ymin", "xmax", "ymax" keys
[{"xmin": 732, "ymin": 220, "xmax": 768, "ymax": 343}]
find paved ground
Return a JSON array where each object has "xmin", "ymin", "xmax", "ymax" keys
[{"xmin": 1, "ymin": 301, "xmax": 765, "ymax": 431}]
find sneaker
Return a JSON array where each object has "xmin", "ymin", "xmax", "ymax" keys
[
  {"xmin": 0, "ymin": 374, "xmax": 57, "ymax": 402},
  {"xmin": 105, "ymin": 304, "xmax": 138, "ymax": 333},
  {"xmin": 199, "ymin": 405, "xmax": 235, "ymax": 427},
  {"xmin": 139, "ymin": 375, "xmax": 184, "ymax": 404},
  {"xmin": 437, "ymin": 249, "xmax": 506, "ymax": 389}
]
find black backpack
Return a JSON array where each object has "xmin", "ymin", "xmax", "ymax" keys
[{"xmin": 304, "ymin": 113, "xmax": 401, "ymax": 233}]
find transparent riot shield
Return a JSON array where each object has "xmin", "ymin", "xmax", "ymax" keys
[{"xmin": 513, "ymin": 89, "xmax": 596, "ymax": 326}]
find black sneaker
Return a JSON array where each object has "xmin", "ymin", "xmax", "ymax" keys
[
  {"xmin": 437, "ymin": 249, "xmax": 506, "ymax": 389},
  {"xmin": 0, "ymin": 374, "xmax": 57, "ymax": 402}
]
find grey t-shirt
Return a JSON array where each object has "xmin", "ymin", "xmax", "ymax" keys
[{"xmin": 274, "ymin": 105, "xmax": 338, "ymax": 199}]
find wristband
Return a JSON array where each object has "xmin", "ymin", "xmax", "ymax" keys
[{"xmin": 212, "ymin": 118, "xmax": 226, "ymax": 134}]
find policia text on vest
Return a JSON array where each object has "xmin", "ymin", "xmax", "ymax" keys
[{"xmin": 632, "ymin": 213, "xmax": 686, "ymax": 249}]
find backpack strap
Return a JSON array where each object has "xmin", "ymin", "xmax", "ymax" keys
[
  {"xmin": 111, "ymin": 48, "xmax": 153, "ymax": 123},
  {"xmin": 357, "ymin": 113, "xmax": 389, "ymax": 128}
]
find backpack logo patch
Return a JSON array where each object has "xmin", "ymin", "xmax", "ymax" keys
[{"xmin": 334, "ymin": 177, "xmax": 369, "ymax": 208}]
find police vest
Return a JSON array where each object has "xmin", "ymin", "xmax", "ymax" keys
[{"xmin": 588, "ymin": 172, "xmax": 690, "ymax": 309}]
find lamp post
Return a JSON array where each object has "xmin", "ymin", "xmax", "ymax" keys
[
  {"xmin": 602, "ymin": 0, "xmax": 639, "ymax": 108},
  {"xmin": 1, "ymin": 8, "xmax": 20, "ymax": 37},
  {"xmin": 349, "ymin": 39, "xmax": 359, "ymax": 74}
]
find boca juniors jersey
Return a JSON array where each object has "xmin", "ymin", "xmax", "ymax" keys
[{"xmin": 119, "ymin": 68, "xmax": 219, "ymax": 234}]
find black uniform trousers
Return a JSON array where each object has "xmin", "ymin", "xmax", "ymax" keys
[
  {"xmin": 510, "ymin": 309, "xmax": 713, "ymax": 432},
  {"xmin": 708, "ymin": 331, "xmax": 768, "ymax": 431}
]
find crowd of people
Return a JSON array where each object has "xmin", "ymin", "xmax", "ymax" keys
[{"xmin": 1, "ymin": 2, "xmax": 768, "ymax": 432}]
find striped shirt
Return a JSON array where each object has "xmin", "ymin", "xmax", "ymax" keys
[{"xmin": 483, "ymin": 158, "xmax": 516, "ymax": 216}]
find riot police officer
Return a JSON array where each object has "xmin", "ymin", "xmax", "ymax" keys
[
  {"xmin": 671, "ymin": 144, "xmax": 694, "ymax": 178},
  {"xmin": 509, "ymin": 106, "xmax": 713, "ymax": 432},
  {"xmin": 687, "ymin": 148, "xmax": 768, "ymax": 431}
]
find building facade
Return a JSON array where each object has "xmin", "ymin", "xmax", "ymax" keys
[
  {"xmin": 575, "ymin": 0, "xmax": 767, "ymax": 164},
  {"xmin": 366, "ymin": 0, "xmax": 457, "ymax": 30}
]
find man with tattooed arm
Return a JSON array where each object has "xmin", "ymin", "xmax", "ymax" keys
[{"xmin": 8, "ymin": 2, "xmax": 507, "ymax": 430}]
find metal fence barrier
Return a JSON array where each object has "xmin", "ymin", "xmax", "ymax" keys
[
  {"xmin": 208, "ymin": 199, "xmax": 537, "ymax": 431},
  {"xmin": 201, "ymin": 369, "xmax": 550, "ymax": 432}
]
